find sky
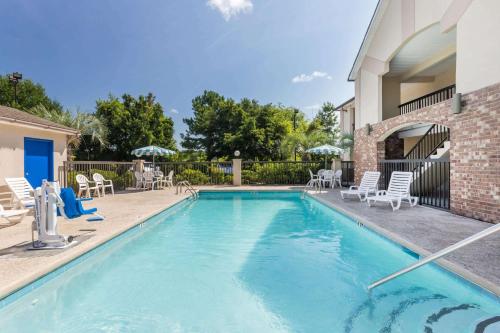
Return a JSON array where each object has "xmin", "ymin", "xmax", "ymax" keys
[{"xmin": 0, "ymin": 0, "xmax": 377, "ymax": 145}]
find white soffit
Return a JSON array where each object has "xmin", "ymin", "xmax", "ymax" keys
[{"xmin": 388, "ymin": 24, "xmax": 456, "ymax": 77}]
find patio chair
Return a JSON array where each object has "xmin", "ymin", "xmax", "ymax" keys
[
  {"xmin": 306, "ymin": 169, "xmax": 321, "ymax": 190},
  {"xmin": 332, "ymin": 169, "xmax": 342, "ymax": 188},
  {"xmin": 0, "ymin": 204, "xmax": 29, "ymax": 224},
  {"xmin": 134, "ymin": 171, "xmax": 144, "ymax": 189},
  {"xmin": 165, "ymin": 170, "xmax": 174, "ymax": 188},
  {"xmin": 75, "ymin": 174, "xmax": 101, "ymax": 198},
  {"xmin": 320, "ymin": 170, "xmax": 334, "ymax": 188},
  {"xmin": 4, "ymin": 177, "xmax": 35, "ymax": 209},
  {"xmin": 366, "ymin": 171, "xmax": 418, "ymax": 211},
  {"xmin": 154, "ymin": 170, "xmax": 167, "ymax": 189},
  {"xmin": 92, "ymin": 173, "xmax": 114, "ymax": 196},
  {"xmin": 340, "ymin": 171, "xmax": 380, "ymax": 201},
  {"xmin": 143, "ymin": 171, "xmax": 158, "ymax": 190}
]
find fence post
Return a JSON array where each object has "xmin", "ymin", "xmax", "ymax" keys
[
  {"xmin": 232, "ymin": 159, "xmax": 242, "ymax": 186},
  {"xmin": 133, "ymin": 159, "xmax": 145, "ymax": 173}
]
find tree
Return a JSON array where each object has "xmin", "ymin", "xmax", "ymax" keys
[
  {"xmin": 312, "ymin": 102, "xmax": 340, "ymax": 143},
  {"xmin": 95, "ymin": 93, "xmax": 176, "ymax": 161},
  {"xmin": 29, "ymin": 104, "xmax": 108, "ymax": 160},
  {"xmin": 0, "ymin": 74, "xmax": 63, "ymax": 113},
  {"xmin": 182, "ymin": 91, "xmax": 300, "ymax": 160}
]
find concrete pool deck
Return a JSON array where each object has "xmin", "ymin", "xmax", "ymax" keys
[{"xmin": 0, "ymin": 185, "xmax": 498, "ymax": 300}]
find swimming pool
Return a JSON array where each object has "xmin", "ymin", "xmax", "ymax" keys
[{"xmin": 0, "ymin": 191, "xmax": 498, "ymax": 332}]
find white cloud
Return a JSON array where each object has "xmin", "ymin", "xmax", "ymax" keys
[
  {"xmin": 170, "ymin": 108, "xmax": 179, "ymax": 114},
  {"xmin": 207, "ymin": 0, "xmax": 253, "ymax": 21},
  {"xmin": 292, "ymin": 71, "xmax": 333, "ymax": 83}
]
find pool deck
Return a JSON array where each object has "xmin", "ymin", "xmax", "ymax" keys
[{"xmin": 0, "ymin": 185, "xmax": 498, "ymax": 301}]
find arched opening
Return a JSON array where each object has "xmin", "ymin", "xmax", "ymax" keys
[{"xmin": 377, "ymin": 122, "xmax": 451, "ymax": 210}]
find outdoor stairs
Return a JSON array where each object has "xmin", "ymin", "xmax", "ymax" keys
[{"xmin": 343, "ymin": 286, "xmax": 499, "ymax": 332}]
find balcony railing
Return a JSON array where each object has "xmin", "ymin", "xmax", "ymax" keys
[{"xmin": 399, "ymin": 84, "xmax": 456, "ymax": 115}]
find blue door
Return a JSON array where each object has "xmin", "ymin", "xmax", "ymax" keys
[{"xmin": 24, "ymin": 138, "xmax": 54, "ymax": 188}]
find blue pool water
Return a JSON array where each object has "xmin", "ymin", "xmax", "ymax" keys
[{"xmin": 0, "ymin": 192, "xmax": 498, "ymax": 332}]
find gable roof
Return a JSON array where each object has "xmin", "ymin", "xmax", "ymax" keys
[
  {"xmin": 334, "ymin": 97, "xmax": 355, "ymax": 111},
  {"xmin": 0, "ymin": 105, "xmax": 78, "ymax": 135},
  {"xmin": 348, "ymin": 0, "xmax": 385, "ymax": 81}
]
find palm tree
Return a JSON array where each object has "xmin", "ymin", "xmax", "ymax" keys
[{"xmin": 29, "ymin": 104, "xmax": 108, "ymax": 159}]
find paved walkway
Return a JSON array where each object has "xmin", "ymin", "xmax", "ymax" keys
[
  {"xmin": 0, "ymin": 185, "xmax": 498, "ymax": 300},
  {"xmin": 309, "ymin": 188, "xmax": 500, "ymax": 295}
]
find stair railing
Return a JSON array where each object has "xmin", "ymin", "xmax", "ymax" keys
[{"xmin": 404, "ymin": 124, "xmax": 450, "ymax": 160}]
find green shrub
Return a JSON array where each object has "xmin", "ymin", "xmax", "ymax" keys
[
  {"xmin": 242, "ymin": 170, "xmax": 259, "ymax": 184},
  {"xmin": 177, "ymin": 169, "xmax": 209, "ymax": 185}
]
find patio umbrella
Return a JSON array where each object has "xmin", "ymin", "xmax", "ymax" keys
[
  {"xmin": 306, "ymin": 144, "xmax": 344, "ymax": 168},
  {"xmin": 131, "ymin": 145, "xmax": 175, "ymax": 168}
]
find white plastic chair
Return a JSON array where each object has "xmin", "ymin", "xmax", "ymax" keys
[
  {"xmin": 0, "ymin": 204, "xmax": 29, "ymax": 224},
  {"xmin": 93, "ymin": 173, "xmax": 114, "ymax": 196},
  {"xmin": 165, "ymin": 170, "xmax": 174, "ymax": 188},
  {"xmin": 320, "ymin": 170, "xmax": 334, "ymax": 188},
  {"xmin": 76, "ymin": 174, "xmax": 100, "ymax": 198},
  {"xmin": 143, "ymin": 171, "xmax": 158, "ymax": 190},
  {"xmin": 332, "ymin": 169, "xmax": 342, "ymax": 188},
  {"xmin": 134, "ymin": 171, "xmax": 144, "ymax": 189},
  {"xmin": 367, "ymin": 171, "xmax": 418, "ymax": 211},
  {"xmin": 154, "ymin": 170, "xmax": 167, "ymax": 189},
  {"xmin": 4, "ymin": 177, "xmax": 35, "ymax": 209},
  {"xmin": 306, "ymin": 169, "xmax": 321, "ymax": 190},
  {"xmin": 340, "ymin": 171, "xmax": 380, "ymax": 201}
]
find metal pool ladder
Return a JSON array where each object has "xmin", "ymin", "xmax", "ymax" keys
[
  {"xmin": 368, "ymin": 223, "xmax": 500, "ymax": 291},
  {"xmin": 176, "ymin": 181, "xmax": 199, "ymax": 199}
]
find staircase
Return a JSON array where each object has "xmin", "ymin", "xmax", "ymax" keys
[{"xmin": 404, "ymin": 124, "xmax": 450, "ymax": 160}]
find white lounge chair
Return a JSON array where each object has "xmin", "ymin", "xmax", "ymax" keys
[
  {"xmin": 5, "ymin": 177, "xmax": 35, "ymax": 209},
  {"xmin": 93, "ymin": 173, "xmax": 114, "ymax": 196},
  {"xmin": 367, "ymin": 171, "xmax": 418, "ymax": 211},
  {"xmin": 0, "ymin": 204, "xmax": 29, "ymax": 224},
  {"xmin": 76, "ymin": 174, "xmax": 100, "ymax": 198},
  {"xmin": 341, "ymin": 171, "xmax": 380, "ymax": 201}
]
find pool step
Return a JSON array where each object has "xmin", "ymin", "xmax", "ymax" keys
[{"xmin": 344, "ymin": 287, "xmax": 491, "ymax": 333}]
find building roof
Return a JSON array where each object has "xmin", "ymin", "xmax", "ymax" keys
[
  {"xmin": 0, "ymin": 105, "xmax": 78, "ymax": 135},
  {"xmin": 334, "ymin": 97, "xmax": 355, "ymax": 111},
  {"xmin": 348, "ymin": 0, "xmax": 385, "ymax": 81}
]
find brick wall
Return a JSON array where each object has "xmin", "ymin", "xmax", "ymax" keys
[{"xmin": 353, "ymin": 82, "xmax": 500, "ymax": 223}]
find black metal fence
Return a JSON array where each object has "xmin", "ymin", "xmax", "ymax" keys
[
  {"xmin": 378, "ymin": 159, "xmax": 450, "ymax": 210},
  {"xmin": 152, "ymin": 161, "xmax": 233, "ymax": 185},
  {"xmin": 399, "ymin": 84, "xmax": 455, "ymax": 115},
  {"xmin": 59, "ymin": 161, "xmax": 136, "ymax": 191},
  {"xmin": 242, "ymin": 161, "xmax": 322, "ymax": 185},
  {"xmin": 341, "ymin": 161, "xmax": 355, "ymax": 187}
]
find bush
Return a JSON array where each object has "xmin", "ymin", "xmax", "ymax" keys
[
  {"xmin": 242, "ymin": 170, "xmax": 259, "ymax": 184},
  {"xmin": 209, "ymin": 167, "xmax": 232, "ymax": 184},
  {"xmin": 177, "ymin": 169, "xmax": 209, "ymax": 185}
]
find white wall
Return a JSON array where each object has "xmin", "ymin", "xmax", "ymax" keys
[
  {"xmin": 0, "ymin": 122, "xmax": 68, "ymax": 186},
  {"xmin": 358, "ymin": 70, "xmax": 382, "ymax": 127},
  {"xmin": 401, "ymin": 66, "xmax": 456, "ymax": 103},
  {"xmin": 456, "ymin": 0, "xmax": 500, "ymax": 93}
]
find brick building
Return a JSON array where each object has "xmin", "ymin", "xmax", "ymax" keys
[{"xmin": 347, "ymin": 0, "xmax": 499, "ymax": 223}]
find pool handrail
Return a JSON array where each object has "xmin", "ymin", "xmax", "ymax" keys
[{"xmin": 368, "ymin": 222, "xmax": 500, "ymax": 291}]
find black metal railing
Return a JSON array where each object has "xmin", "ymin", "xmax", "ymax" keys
[
  {"xmin": 399, "ymin": 84, "xmax": 455, "ymax": 115},
  {"xmin": 59, "ymin": 161, "xmax": 136, "ymax": 191},
  {"xmin": 242, "ymin": 161, "xmax": 322, "ymax": 185},
  {"xmin": 153, "ymin": 161, "xmax": 233, "ymax": 185},
  {"xmin": 341, "ymin": 161, "xmax": 355, "ymax": 187},
  {"xmin": 404, "ymin": 124, "xmax": 450, "ymax": 160},
  {"xmin": 378, "ymin": 159, "xmax": 450, "ymax": 210}
]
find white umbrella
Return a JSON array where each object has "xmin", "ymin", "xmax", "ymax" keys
[
  {"xmin": 306, "ymin": 144, "xmax": 344, "ymax": 168},
  {"xmin": 131, "ymin": 145, "xmax": 175, "ymax": 168}
]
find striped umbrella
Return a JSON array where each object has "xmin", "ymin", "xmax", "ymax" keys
[
  {"xmin": 131, "ymin": 145, "xmax": 175, "ymax": 167},
  {"xmin": 306, "ymin": 144, "xmax": 344, "ymax": 168}
]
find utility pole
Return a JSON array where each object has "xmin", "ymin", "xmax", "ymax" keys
[{"xmin": 8, "ymin": 72, "xmax": 23, "ymax": 105}]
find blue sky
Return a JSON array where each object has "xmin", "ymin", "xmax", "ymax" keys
[{"xmin": 0, "ymin": 0, "xmax": 377, "ymax": 144}]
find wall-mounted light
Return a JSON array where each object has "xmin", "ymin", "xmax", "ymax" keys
[
  {"xmin": 452, "ymin": 93, "xmax": 463, "ymax": 114},
  {"xmin": 365, "ymin": 123, "xmax": 372, "ymax": 136},
  {"xmin": 234, "ymin": 150, "xmax": 240, "ymax": 157}
]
